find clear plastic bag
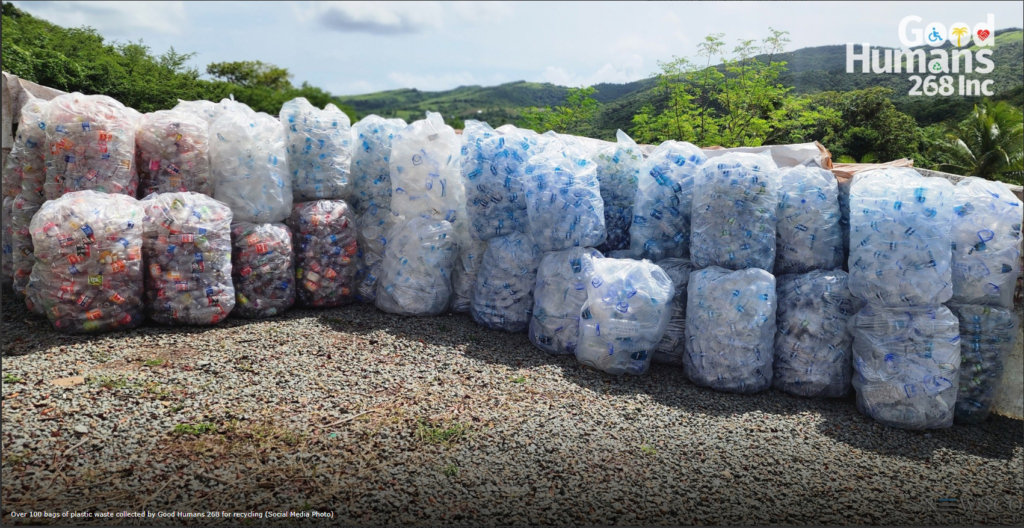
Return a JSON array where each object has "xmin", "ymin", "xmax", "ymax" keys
[
  {"xmin": 389, "ymin": 112, "xmax": 464, "ymax": 222},
  {"xmin": 210, "ymin": 111, "xmax": 292, "ymax": 223},
  {"xmin": 463, "ymin": 121, "xmax": 540, "ymax": 240},
  {"xmin": 25, "ymin": 190, "xmax": 145, "ymax": 334},
  {"xmin": 690, "ymin": 152, "xmax": 780, "ymax": 272},
  {"xmin": 576, "ymin": 258, "xmax": 675, "ymax": 375},
  {"xmin": 350, "ymin": 115, "xmax": 407, "ymax": 214},
  {"xmin": 280, "ymin": 97, "xmax": 353, "ymax": 201},
  {"xmin": 950, "ymin": 177, "xmax": 1023, "ymax": 309},
  {"xmin": 450, "ymin": 206, "xmax": 488, "ymax": 313},
  {"xmin": 850, "ymin": 305, "xmax": 961, "ymax": 430},
  {"xmin": 231, "ymin": 222, "xmax": 295, "ymax": 319},
  {"xmin": 376, "ymin": 215, "xmax": 457, "ymax": 316},
  {"xmin": 142, "ymin": 192, "xmax": 235, "ymax": 325},
  {"xmin": 950, "ymin": 304, "xmax": 1017, "ymax": 424},
  {"xmin": 471, "ymin": 231, "xmax": 542, "ymax": 332},
  {"xmin": 684, "ymin": 266, "xmax": 776, "ymax": 393},
  {"xmin": 529, "ymin": 247, "xmax": 603, "ymax": 355},
  {"xmin": 353, "ymin": 204, "xmax": 398, "ymax": 304},
  {"xmin": 172, "ymin": 100, "xmax": 219, "ymax": 126},
  {"xmin": 4, "ymin": 97, "xmax": 48, "ymax": 201},
  {"xmin": 848, "ymin": 168, "xmax": 954, "ymax": 307},
  {"xmin": 136, "ymin": 110, "xmax": 213, "ymax": 197},
  {"xmin": 628, "ymin": 141, "xmax": 706, "ymax": 260},
  {"xmin": 652, "ymin": 257, "xmax": 693, "ymax": 366},
  {"xmin": 523, "ymin": 140, "xmax": 605, "ymax": 252},
  {"xmin": 287, "ymin": 200, "xmax": 358, "ymax": 307},
  {"xmin": 594, "ymin": 130, "xmax": 643, "ymax": 253},
  {"xmin": 43, "ymin": 93, "xmax": 138, "ymax": 200},
  {"xmin": 775, "ymin": 166, "xmax": 843, "ymax": 274},
  {"xmin": 773, "ymin": 269, "xmax": 860, "ymax": 398},
  {"xmin": 9, "ymin": 195, "xmax": 41, "ymax": 297}
]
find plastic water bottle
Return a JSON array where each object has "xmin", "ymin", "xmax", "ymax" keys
[
  {"xmin": 231, "ymin": 221, "xmax": 295, "ymax": 319},
  {"xmin": 773, "ymin": 269, "xmax": 861, "ymax": 398},
  {"xmin": 287, "ymin": 199, "xmax": 359, "ymax": 307},
  {"xmin": 684, "ymin": 266, "xmax": 776, "ymax": 393},
  {"xmin": 210, "ymin": 110, "xmax": 292, "ymax": 223},
  {"xmin": 136, "ymin": 110, "xmax": 213, "ymax": 198},
  {"xmin": 353, "ymin": 204, "xmax": 399, "ymax": 304},
  {"xmin": 350, "ymin": 115, "xmax": 407, "ymax": 214},
  {"xmin": 849, "ymin": 305, "xmax": 961, "ymax": 430},
  {"xmin": 651, "ymin": 257, "xmax": 693, "ymax": 366},
  {"xmin": 529, "ymin": 247, "xmax": 604, "ymax": 355},
  {"xmin": 463, "ymin": 121, "xmax": 541, "ymax": 240},
  {"xmin": 522, "ymin": 139, "xmax": 606, "ymax": 252},
  {"xmin": 775, "ymin": 166, "xmax": 843, "ymax": 274},
  {"xmin": 3, "ymin": 97, "xmax": 49, "ymax": 201},
  {"xmin": 628, "ymin": 141, "xmax": 706, "ymax": 260},
  {"xmin": 848, "ymin": 168, "xmax": 955, "ymax": 307},
  {"xmin": 280, "ymin": 97, "xmax": 353, "ymax": 201},
  {"xmin": 376, "ymin": 215, "xmax": 457, "ymax": 316},
  {"xmin": 594, "ymin": 130, "xmax": 644, "ymax": 253},
  {"xmin": 575, "ymin": 258, "xmax": 675, "ymax": 375},
  {"xmin": 8, "ymin": 195, "xmax": 41, "ymax": 298},
  {"xmin": 389, "ymin": 112, "xmax": 464, "ymax": 223},
  {"xmin": 950, "ymin": 177, "xmax": 1023, "ymax": 309},
  {"xmin": 471, "ymin": 231, "xmax": 543, "ymax": 332},
  {"xmin": 950, "ymin": 304, "xmax": 1017, "ymax": 424}
]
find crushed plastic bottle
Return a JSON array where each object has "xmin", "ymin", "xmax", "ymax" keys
[
  {"xmin": 280, "ymin": 97, "xmax": 353, "ymax": 201},
  {"xmin": 210, "ymin": 111, "xmax": 292, "ymax": 223},
  {"xmin": 25, "ymin": 190, "xmax": 144, "ymax": 334},
  {"xmin": 287, "ymin": 200, "xmax": 358, "ymax": 307},
  {"xmin": 529, "ymin": 247, "xmax": 603, "ymax": 355},
  {"xmin": 135, "ymin": 110, "xmax": 213, "ymax": 197},
  {"xmin": 353, "ymin": 204, "xmax": 398, "ymax": 304},
  {"xmin": 231, "ymin": 222, "xmax": 295, "ymax": 319},
  {"xmin": 142, "ymin": 192, "xmax": 234, "ymax": 325},
  {"xmin": 43, "ymin": 93, "xmax": 138, "ymax": 200},
  {"xmin": 773, "ymin": 269, "xmax": 860, "ymax": 398},
  {"xmin": 775, "ymin": 166, "xmax": 843, "ymax": 274},
  {"xmin": 604, "ymin": 249, "xmax": 634, "ymax": 259},
  {"xmin": 463, "ymin": 121, "xmax": 541, "ymax": 240},
  {"xmin": 523, "ymin": 140, "xmax": 605, "ymax": 252},
  {"xmin": 350, "ymin": 115, "xmax": 407, "ymax": 214},
  {"xmin": 450, "ymin": 205, "xmax": 488, "ymax": 313},
  {"xmin": 684, "ymin": 266, "xmax": 776, "ymax": 393},
  {"xmin": 9, "ymin": 195, "xmax": 41, "ymax": 297},
  {"xmin": 3, "ymin": 97, "xmax": 48, "ymax": 201},
  {"xmin": 575, "ymin": 258, "xmax": 675, "ymax": 375},
  {"xmin": 390, "ymin": 112, "xmax": 464, "ymax": 222},
  {"xmin": 690, "ymin": 153, "xmax": 780, "ymax": 272},
  {"xmin": 629, "ymin": 141, "xmax": 706, "ymax": 260},
  {"xmin": 376, "ymin": 215, "xmax": 457, "ymax": 316},
  {"xmin": 471, "ymin": 231, "xmax": 542, "ymax": 332},
  {"xmin": 848, "ymin": 168, "xmax": 955, "ymax": 307},
  {"xmin": 594, "ymin": 130, "xmax": 643, "ymax": 253},
  {"xmin": 651, "ymin": 257, "xmax": 693, "ymax": 366},
  {"xmin": 950, "ymin": 304, "xmax": 1017, "ymax": 424},
  {"xmin": 950, "ymin": 177, "xmax": 1023, "ymax": 309},
  {"xmin": 849, "ymin": 305, "xmax": 961, "ymax": 430}
]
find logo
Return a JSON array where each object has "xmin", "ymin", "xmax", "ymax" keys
[{"xmin": 949, "ymin": 23, "xmax": 971, "ymax": 47}]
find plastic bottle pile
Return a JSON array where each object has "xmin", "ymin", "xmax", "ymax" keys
[
  {"xmin": 950, "ymin": 304, "xmax": 1017, "ymax": 424},
  {"xmin": 280, "ymin": 98, "xmax": 353, "ymax": 201},
  {"xmin": 575, "ymin": 258, "xmax": 675, "ymax": 375},
  {"xmin": 8, "ymin": 195, "xmax": 41, "ymax": 297},
  {"xmin": 463, "ymin": 121, "xmax": 540, "ymax": 240},
  {"xmin": 172, "ymin": 100, "xmax": 219, "ymax": 126},
  {"xmin": 523, "ymin": 140, "xmax": 606, "ymax": 251},
  {"xmin": 773, "ymin": 270, "xmax": 859, "ymax": 398},
  {"xmin": 350, "ymin": 115, "xmax": 407, "ymax": 214},
  {"xmin": 142, "ymin": 192, "xmax": 235, "ymax": 325},
  {"xmin": 950, "ymin": 177, "xmax": 1023, "ymax": 309},
  {"xmin": 651, "ymin": 257, "xmax": 693, "ymax": 366},
  {"xmin": 529, "ymin": 247, "xmax": 603, "ymax": 355},
  {"xmin": 376, "ymin": 216, "xmax": 457, "ymax": 316},
  {"xmin": 209, "ymin": 109, "xmax": 292, "ymax": 223},
  {"xmin": 353, "ymin": 204, "xmax": 397, "ymax": 304},
  {"xmin": 135, "ymin": 110, "xmax": 213, "ymax": 197},
  {"xmin": 25, "ymin": 191, "xmax": 145, "ymax": 333},
  {"xmin": 389, "ymin": 112, "xmax": 464, "ymax": 223},
  {"xmin": 774, "ymin": 166, "xmax": 843, "ymax": 274},
  {"xmin": 43, "ymin": 93, "xmax": 138, "ymax": 200},
  {"xmin": 471, "ymin": 231, "xmax": 542, "ymax": 333},
  {"xmin": 231, "ymin": 222, "xmax": 295, "ymax": 319},
  {"xmin": 450, "ymin": 209, "xmax": 487, "ymax": 313},
  {"xmin": 849, "ymin": 305, "xmax": 961, "ymax": 430},
  {"xmin": 594, "ymin": 131, "xmax": 643, "ymax": 253},
  {"xmin": 288, "ymin": 200, "xmax": 358, "ymax": 307},
  {"xmin": 629, "ymin": 141, "xmax": 706, "ymax": 260},
  {"xmin": 3, "ymin": 97, "xmax": 49, "ymax": 201}
]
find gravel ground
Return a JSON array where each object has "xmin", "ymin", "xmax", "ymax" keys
[{"xmin": 2, "ymin": 287, "xmax": 1022, "ymax": 526}]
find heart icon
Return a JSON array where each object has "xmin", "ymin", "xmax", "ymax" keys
[{"xmin": 977, "ymin": 29, "xmax": 991, "ymax": 42}]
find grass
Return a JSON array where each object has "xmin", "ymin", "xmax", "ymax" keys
[
  {"xmin": 641, "ymin": 444, "xmax": 658, "ymax": 456},
  {"xmin": 173, "ymin": 423, "xmax": 217, "ymax": 435},
  {"xmin": 441, "ymin": 464, "xmax": 459, "ymax": 477},
  {"xmin": 90, "ymin": 375, "xmax": 128, "ymax": 390},
  {"xmin": 143, "ymin": 358, "xmax": 164, "ymax": 367},
  {"xmin": 510, "ymin": 375, "xmax": 527, "ymax": 384},
  {"xmin": 3, "ymin": 373, "xmax": 23, "ymax": 384},
  {"xmin": 416, "ymin": 421, "xmax": 469, "ymax": 446}
]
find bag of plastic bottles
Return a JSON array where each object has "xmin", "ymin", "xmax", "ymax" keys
[
  {"xmin": 43, "ymin": 93, "xmax": 138, "ymax": 200},
  {"xmin": 210, "ymin": 111, "xmax": 292, "ymax": 223},
  {"xmin": 836, "ymin": 175, "xmax": 852, "ymax": 271},
  {"xmin": 288, "ymin": 200, "xmax": 358, "ymax": 307},
  {"xmin": 26, "ymin": 191, "xmax": 145, "ymax": 334},
  {"xmin": 2, "ymin": 197, "xmax": 12, "ymax": 287},
  {"xmin": 773, "ymin": 270, "xmax": 860, "ymax": 398},
  {"xmin": 280, "ymin": 98, "xmax": 353, "ymax": 201},
  {"xmin": 9, "ymin": 195, "xmax": 41, "ymax": 297},
  {"xmin": 376, "ymin": 215, "xmax": 457, "ymax": 316},
  {"xmin": 172, "ymin": 100, "xmax": 219, "ymax": 126},
  {"xmin": 950, "ymin": 177, "xmax": 1023, "ymax": 309},
  {"xmin": 390, "ymin": 112, "xmax": 464, "ymax": 222},
  {"xmin": 3, "ymin": 97, "xmax": 49, "ymax": 200},
  {"xmin": 652, "ymin": 257, "xmax": 693, "ymax": 366},
  {"xmin": 684, "ymin": 266, "xmax": 776, "ymax": 393},
  {"xmin": 576, "ymin": 258, "xmax": 675, "ymax": 375},
  {"xmin": 775, "ymin": 166, "xmax": 843, "ymax": 274},
  {"xmin": 523, "ymin": 141, "xmax": 605, "ymax": 252},
  {"xmin": 450, "ymin": 208, "xmax": 488, "ymax": 313},
  {"xmin": 848, "ymin": 168, "xmax": 955, "ymax": 307},
  {"xmin": 471, "ymin": 231, "xmax": 542, "ymax": 332},
  {"xmin": 594, "ymin": 130, "xmax": 643, "ymax": 253},
  {"xmin": 231, "ymin": 222, "xmax": 295, "ymax": 319},
  {"xmin": 353, "ymin": 204, "xmax": 398, "ymax": 304},
  {"xmin": 628, "ymin": 141, "xmax": 706, "ymax": 260},
  {"xmin": 849, "ymin": 305, "xmax": 961, "ymax": 430},
  {"xmin": 142, "ymin": 192, "xmax": 234, "ymax": 325},
  {"xmin": 463, "ymin": 122, "xmax": 540, "ymax": 240},
  {"xmin": 135, "ymin": 110, "xmax": 213, "ymax": 198},
  {"xmin": 690, "ymin": 153, "xmax": 780, "ymax": 272},
  {"xmin": 350, "ymin": 115, "xmax": 407, "ymax": 214},
  {"xmin": 950, "ymin": 304, "xmax": 1017, "ymax": 424},
  {"xmin": 529, "ymin": 247, "xmax": 603, "ymax": 355}
]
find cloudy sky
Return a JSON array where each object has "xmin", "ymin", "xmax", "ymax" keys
[{"xmin": 10, "ymin": 1, "xmax": 1024, "ymax": 95}]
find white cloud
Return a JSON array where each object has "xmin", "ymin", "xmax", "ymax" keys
[
  {"xmin": 449, "ymin": 1, "xmax": 513, "ymax": 22},
  {"xmin": 386, "ymin": 71, "xmax": 480, "ymax": 91},
  {"xmin": 11, "ymin": 1, "xmax": 187, "ymax": 36},
  {"xmin": 540, "ymin": 54, "xmax": 647, "ymax": 87},
  {"xmin": 298, "ymin": 1, "xmax": 443, "ymax": 35}
]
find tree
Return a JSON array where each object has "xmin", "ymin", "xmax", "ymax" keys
[
  {"xmin": 206, "ymin": 60, "xmax": 293, "ymax": 91},
  {"xmin": 519, "ymin": 86, "xmax": 600, "ymax": 135},
  {"xmin": 939, "ymin": 101, "xmax": 1023, "ymax": 184}
]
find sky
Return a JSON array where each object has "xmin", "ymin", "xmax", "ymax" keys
[{"xmin": 10, "ymin": 1, "xmax": 1024, "ymax": 96}]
